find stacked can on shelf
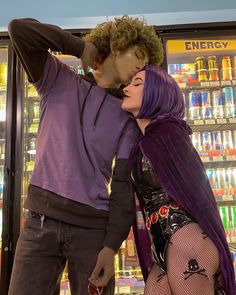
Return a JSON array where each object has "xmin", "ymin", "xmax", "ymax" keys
[
  {"xmin": 194, "ymin": 55, "xmax": 236, "ymax": 82},
  {"xmin": 191, "ymin": 130, "xmax": 236, "ymax": 151},
  {"xmin": 188, "ymin": 87, "xmax": 236, "ymax": 120}
]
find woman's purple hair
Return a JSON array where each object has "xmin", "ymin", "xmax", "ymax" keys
[{"xmin": 136, "ymin": 65, "xmax": 185, "ymax": 120}]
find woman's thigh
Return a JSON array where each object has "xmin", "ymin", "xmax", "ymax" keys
[
  {"xmin": 166, "ymin": 223, "xmax": 219, "ymax": 295},
  {"xmin": 144, "ymin": 263, "xmax": 171, "ymax": 295}
]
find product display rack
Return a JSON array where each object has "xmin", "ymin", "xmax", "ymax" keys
[{"xmin": 164, "ymin": 35, "xmax": 236, "ymax": 275}]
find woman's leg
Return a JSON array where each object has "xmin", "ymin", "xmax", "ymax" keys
[
  {"xmin": 166, "ymin": 223, "xmax": 219, "ymax": 295},
  {"xmin": 144, "ymin": 263, "xmax": 172, "ymax": 295}
]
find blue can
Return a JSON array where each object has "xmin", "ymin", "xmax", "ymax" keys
[
  {"xmin": 206, "ymin": 168, "xmax": 218, "ymax": 189},
  {"xmin": 200, "ymin": 91, "xmax": 212, "ymax": 119},
  {"xmin": 223, "ymin": 87, "xmax": 235, "ymax": 118},
  {"xmin": 223, "ymin": 87, "xmax": 234, "ymax": 105},
  {"xmin": 212, "ymin": 131, "xmax": 222, "ymax": 150},
  {"xmin": 202, "ymin": 132, "xmax": 212, "ymax": 150},
  {"xmin": 189, "ymin": 91, "xmax": 201, "ymax": 120}
]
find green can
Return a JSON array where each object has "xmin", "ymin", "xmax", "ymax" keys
[
  {"xmin": 219, "ymin": 206, "xmax": 230, "ymax": 242},
  {"xmin": 230, "ymin": 206, "xmax": 236, "ymax": 242}
]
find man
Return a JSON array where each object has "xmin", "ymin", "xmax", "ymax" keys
[{"xmin": 8, "ymin": 16, "xmax": 163, "ymax": 295}]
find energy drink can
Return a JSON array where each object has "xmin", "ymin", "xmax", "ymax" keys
[
  {"xmin": 206, "ymin": 168, "xmax": 218, "ymax": 189},
  {"xmin": 223, "ymin": 87, "xmax": 235, "ymax": 118},
  {"xmin": 212, "ymin": 131, "xmax": 222, "ymax": 150},
  {"xmin": 222, "ymin": 130, "xmax": 234, "ymax": 149},
  {"xmin": 233, "ymin": 130, "xmax": 236, "ymax": 149},
  {"xmin": 200, "ymin": 90, "xmax": 212, "ymax": 119},
  {"xmin": 222, "ymin": 56, "xmax": 232, "ymax": 81},
  {"xmin": 225, "ymin": 168, "xmax": 235, "ymax": 189},
  {"xmin": 207, "ymin": 56, "xmax": 219, "ymax": 81},
  {"xmin": 219, "ymin": 206, "xmax": 230, "ymax": 240},
  {"xmin": 202, "ymin": 132, "xmax": 212, "ymax": 150},
  {"xmin": 212, "ymin": 90, "xmax": 224, "ymax": 118},
  {"xmin": 182, "ymin": 93, "xmax": 187, "ymax": 120},
  {"xmin": 188, "ymin": 91, "xmax": 201, "ymax": 120},
  {"xmin": 232, "ymin": 56, "xmax": 236, "ymax": 79},
  {"xmin": 191, "ymin": 132, "xmax": 202, "ymax": 151},
  {"xmin": 230, "ymin": 206, "xmax": 236, "ymax": 242},
  {"xmin": 195, "ymin": 56, "xmax": 208, "ymax": 82}
]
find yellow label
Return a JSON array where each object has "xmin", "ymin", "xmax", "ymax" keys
[{"xmin": 167, "ymin": 39, "xmax": 236, "ymax": 54}]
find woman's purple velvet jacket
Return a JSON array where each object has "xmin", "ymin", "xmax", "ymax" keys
[{"xmin": 132, "ymin": 114, "xmax": 235, "ymax": 295}]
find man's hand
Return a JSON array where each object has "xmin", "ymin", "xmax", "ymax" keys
[
  {"xmin": 89, "ymin": 247, "xmax": 115, "ymax": 287},
  {"xmin": 80, "ymin": 42, "xmax": 99, "ymax": 74}
]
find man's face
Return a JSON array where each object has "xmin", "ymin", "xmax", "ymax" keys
[{"xmin": 113, "ymin": 46, "xmax": 148, "ymax": 84}]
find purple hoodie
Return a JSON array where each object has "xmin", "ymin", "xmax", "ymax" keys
[{"xmin": 30, "ymin": 54, "xmax": 139, "ymax": 211}]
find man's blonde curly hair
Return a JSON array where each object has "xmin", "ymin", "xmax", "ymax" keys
[{"xmin": 83, "ymin": 15, "xmax": 163, "ymax": 66}]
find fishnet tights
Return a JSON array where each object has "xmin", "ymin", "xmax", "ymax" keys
[{"xmin": 144, "ymin": 223, "xmax": 220, "ymax": 295}]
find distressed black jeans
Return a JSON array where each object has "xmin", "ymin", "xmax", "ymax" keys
[{"xmin": 8, "ymin": 212, "xmax": 115, "ymax": 295}]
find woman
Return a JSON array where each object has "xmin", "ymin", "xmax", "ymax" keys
[{"xmin": 122, "ymin": 65, "xmax": 235, "ymax": 295}]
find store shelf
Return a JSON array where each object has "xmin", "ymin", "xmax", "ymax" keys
[
  {"xmin": 189, "ymin": 119, "xmax": 236, "ymax": 131},
  {"xmin": 216, "ymin": 195, "xmax": 236, "ymax": 203},
  {"xmin": 217, "ymin": 199, "xmax": 236, "ymax": 206},
  {"xmin": 179, "ymin": 79, "xmax": 236, "ymax": 90},
  {"xmin": 201, "ymin": 156, "xmax": 236, "ymax": 164}
]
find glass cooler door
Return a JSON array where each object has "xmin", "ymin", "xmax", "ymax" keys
[
  {"xmin": 165, "ymin": 36, "xmax": 236, "ymax": 275},
  {"xmin": 0, "ymin": 45, "xmax": 8, "ymax": 278}
]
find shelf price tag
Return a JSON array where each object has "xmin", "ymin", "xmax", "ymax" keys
[
  {"xmin": 0, "ymin": 86, "xmax": 6, "ymax": 91},
  {"xmin": 222, "ymin": 195, "xmax": 233, "ymax": 201},
  {"xmin": 205, "ymin": 119, "xmax": 215, "ymax": 125},
  {"xmin": 221, "ymin": 81, "xmax": 232, "ymax": 86},
  {"xmin": 194, "ymin": 120, "xmax": 204, "ymax": 125},
  {"xmin": 200, "ymin": 82, "xmax": 210, "ymax": 87},
  {"xmin": 119, "ymin": 286, "xmax": 131, "ymax": 293},
  {"xmin": 209, "ymin": 81, "xmax": 220, "ymax": 87},
  {"xmin": 201, "ymin": 156, "xmax": 210, "ymax": 163},
  {"xmin": 229, "ymin": 118, "xmax": 236, "ymax": 123},
  {"xmin": 216, "ymin": 119, "xmax": 227, "ymax": 124},
  {"xmin": 226, "ymin": 155, "xmax": 236, "ymax": 161},
  {"xmin": 212, "ymin": 156, "xmax": 224, "ymax": 162},
  {"xmin": 178, "ymin": 82, "xmax": 186, "ymax": 89}
]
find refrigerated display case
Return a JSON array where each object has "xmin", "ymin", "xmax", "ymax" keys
[
  {"xmin": 0, "ymin": 44, "xmax": 7, "ymax": 285},
  {"xmin": 0, "ymin": 39, "xmax": 17, "ymax": 295},
  {"xmin": 161, "ymin": 29, "xmax": 236, "ymax": 276}
]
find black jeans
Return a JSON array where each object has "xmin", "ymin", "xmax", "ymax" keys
[{"xmin": 8, "ymin": 212, "xmax": 115, "ymax": 295}]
